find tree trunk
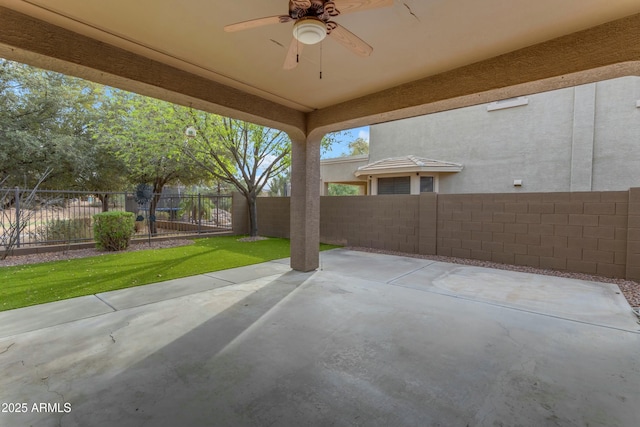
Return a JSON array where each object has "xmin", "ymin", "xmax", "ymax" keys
[
  {"xmin": 100, "ymin": 193, "xmax": 110, "ymax": 212},
  {"xmin": 149, "ymin": 179, "xmax": 165, "ymax": 235},
  {"xmin": 247, "ymin": 194, "xmax": 258, "ymax": 237}
]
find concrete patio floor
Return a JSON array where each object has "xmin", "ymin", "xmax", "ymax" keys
[{"xmin": 0, "ymin": 248, "xmax": 639, "ymax": 426}]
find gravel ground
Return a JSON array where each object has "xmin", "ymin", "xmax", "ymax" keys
[
  {"xmin": 347, "ymin": 246, "xmax": 640, "ymax": 309},
  {"xmin": 1, "ymin": 241, "xmax": 638, "ymax": 309}
]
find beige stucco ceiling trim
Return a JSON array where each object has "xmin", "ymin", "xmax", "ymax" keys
[
  {"xmin": 1, "ymin": 0, "xmax": 317, "ymax": 113},
  {"xmin": 0, "ymin": 6, "xmax": 308, "ymax": 136},
  {"xmin": 307, "ymin": 13, "xmax": 640, "ymax": 136},
  {"xmin": 1, "ymin": 6, "xmax": 639, "ymax": 140}
]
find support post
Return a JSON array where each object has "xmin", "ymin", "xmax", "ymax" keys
[{"xmin": 290, "ymin": 133, "xmax": 322, "ymax": 272}]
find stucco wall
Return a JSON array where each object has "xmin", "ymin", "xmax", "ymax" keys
[
  {"xmin": 592, "ymin": 77, "xmax": 640, "ymax": 190},
  {"xmin": 320, "ymin": 155, "xmax": 369, "ymax": 183},
  {"xmin": 370, "ymin": 76, "xmax": 640, "ymax": 193}
]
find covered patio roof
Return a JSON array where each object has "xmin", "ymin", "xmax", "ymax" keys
[{"xmin": 0, "ymin": 0, "xmax": 639, "ymax": 270}]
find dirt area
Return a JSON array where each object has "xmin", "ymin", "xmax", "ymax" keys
[{"xmin": 347, "ymin": 246, "xmax": 640, "ymax": 309}]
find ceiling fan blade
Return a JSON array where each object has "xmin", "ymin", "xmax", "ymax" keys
[
  {"xmin": 224, "ymin": 15, "xmax": 291, "ymax": 32},
  {"xmin": 327, "ymin": 23, "xmax": 373, "ymax": 57},
  {"xmin": 331, "ymin": 0, "xmax": 393, "ymax": 15},
  {"xmin": 283, "ymin": 38, "xmax": 303, "ymax": 70}
]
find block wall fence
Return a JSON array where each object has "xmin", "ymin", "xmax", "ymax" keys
[{"xmin": 232, "ymin": 189, "xmax": 640, "ymax": 280}]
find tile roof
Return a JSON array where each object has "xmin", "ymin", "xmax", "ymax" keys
[{"xmin": 355, "ymin": 155, "xmax": 463, "ymax": 176}]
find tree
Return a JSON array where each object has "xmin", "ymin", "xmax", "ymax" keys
[
  {"xmin": 268, "ymin": 171, "xmax": 290, "ymax": 197},
  {"xmin": 98, "ymin": 91, "xmax": 204, "ymax": 232},
  {"xmin": 0, "ymin": 59, "xmax": 120, "ymax": 190},
  {"xmin": 328, "ymin": 183, "xmax": 359, "ymax": 196},
  {"xmin": 180, "ymin": 111, "xmax": 341, "ymax": 237},
  {"xmin": 180, "ymin": 115, "xmax": 289, "ymax": 237},
  {"xmin": 347, "ymin": 137, "xmax": 369, "ymax": 156}
]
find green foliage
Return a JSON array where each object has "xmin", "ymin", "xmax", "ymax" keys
[
  {"xmin": 93, "ymin": 211, "xmax": 135, "ymax": 251},
  {"xmin": 328, "ymin": 183, "xmax": 360, "ymax": 196},
  {"xmin": 178, "ymin": 197, "xmax": 215, "ymax": 223},
  {"xmin": 347, "ymin": 137, "xmax": 369, "ymax": 155},
  {"xmin": 0, "ymin": 236, "xmax": 340, "ymax": 311},
  {"xmin": 0, "ymin": 59, "xmax": 123, "ymax": 190},
  {"xmin": 97, "ymin": 91, "xmax": 203, "ymax": 190},
  {"xmin": 268, "ymin": 172, "xmax": 290, "ymax": 197},
  {"xmin": 36, "ymin": 218, "xmax": 92, "ymax": 243}
]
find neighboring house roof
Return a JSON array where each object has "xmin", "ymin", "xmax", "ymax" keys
[
  {"xmin": 320, "ymin": 154, "xmax": 370, "ymax": 165},
  {"xmin": 355, "ymin": 155, "xmax": 463, "ymax": 177}
]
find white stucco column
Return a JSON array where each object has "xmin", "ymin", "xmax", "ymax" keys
[{"xmin": 289, "ymin": 132, "xmax": 322, "ymax": 272}]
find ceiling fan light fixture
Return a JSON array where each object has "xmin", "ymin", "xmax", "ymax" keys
[{"xmin": 293, "ymin": 18, "xmax": 326, "ymax": 45}]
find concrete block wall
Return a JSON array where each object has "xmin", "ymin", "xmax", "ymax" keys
[
  {"xmin": 241, "ymin": 189, "xmax": 640, "ymax": 280},
  {"xmin": 231, "ymin": 192, "xmax": 249, "ymax": 235},
  {"xmin": 257, "ymin": 197, "xmax": 290, "ymax": 238},
  {"xmin": 437, "ymin": 191, "xmax": 629, "ymax": 278},
  {"xmin": 627, "ymin": 188, "xmax": 640, "ymax": 280},
  {"xmin": 233, "ymin": 194, "xmax": 291, "ymax": 237},
  {"xmin": 320, "ymin": 195, "xmax": 423, "ymax": 253}
]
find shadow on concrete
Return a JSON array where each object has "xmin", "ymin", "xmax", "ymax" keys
[{"xmin": 60, "ymin": 270, "xmax": 313, "ymax": 426}]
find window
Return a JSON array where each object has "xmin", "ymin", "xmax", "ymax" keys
[
  {"xmin": 420, "ymin": 176, "xmax": 434, "ymax": 193},
  {"xmin": 378, "ymin": 177, "xmax": 410, "ymax": 195}
]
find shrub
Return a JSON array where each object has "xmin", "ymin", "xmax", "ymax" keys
[
  {"xmin": 35, "ymin": 217, "xmax": 92, "ymax": 243},
  {"xmin": 93, "ymin": 211, "xmax": 135, "ymax": 251}
]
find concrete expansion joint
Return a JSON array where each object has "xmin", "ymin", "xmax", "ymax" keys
[
  {"xmin": 94, "ymin": 293, "xmax": 118, "ymax": 312},
  {"xmin": 388, "ymin": 281, "xmax": 640, "ymax": 334},
  {"xmin": 202, "ymin": 273, "xmax": 235, "ymax": 285},
  {"xmin": 385, "ymin": 262, "xmax": 438, "ymax": 284}
]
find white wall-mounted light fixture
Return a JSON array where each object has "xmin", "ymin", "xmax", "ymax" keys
[
  {"xmin": 636, "ymin": 100, "xmax": 640, "ymax": 108},
  {"xmin": 293, "ymin": 18, "xmax": 327, "ymax": 45},
  {"xmin": 513, "ymin": 179, "xmax": 523, "ymax": 187}
]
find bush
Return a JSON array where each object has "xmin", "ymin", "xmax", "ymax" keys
[
  {"xmin": 93, "ymin": 211, "xmax": 135, "ymax": 251},
  {"xmin": 35, "ymin": 217, "xmax": 92, "ymax": 243}
]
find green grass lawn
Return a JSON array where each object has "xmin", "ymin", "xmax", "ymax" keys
[{"xmin": 0, "ymin": 236, "xmax": 339, "ymax": 312}]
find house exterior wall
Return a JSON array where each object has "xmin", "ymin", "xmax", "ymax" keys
[
  {"xmin": 320, "ymin": 155, "xmax": 369, "ymax": 195},
  {"xmin": 369, "ymin": 76, "xmax": 640, "ymax": 194}
]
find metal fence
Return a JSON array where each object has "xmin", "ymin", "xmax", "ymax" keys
[{"xmin": 0, "ymin": 188, "xmax": 232, "ymax": 248}]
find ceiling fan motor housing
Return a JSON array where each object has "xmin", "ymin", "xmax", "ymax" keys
[{"xmin": 289, "ymin": 0, "xmax": 340, "ymax": 20}]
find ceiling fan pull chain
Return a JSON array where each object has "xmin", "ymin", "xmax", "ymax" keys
[{"xmin": 319, "ymin": 40, "xmax": 323, "ymax": 79}]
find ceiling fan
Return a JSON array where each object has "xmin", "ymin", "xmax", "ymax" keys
[{"xmin": 224, "ymin": 0, "xmax": 393, "ymax": 70}]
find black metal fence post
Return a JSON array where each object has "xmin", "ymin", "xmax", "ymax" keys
[
  {"xmin": 15, "ymin": 187, "xmax": 20, "ymax": 248},
  {"xmin": 197, "ymin": 193, "xmax": 202, "ymax": 234}
]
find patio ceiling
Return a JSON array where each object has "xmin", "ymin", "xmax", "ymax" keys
[{"xmin": 1, "ymin": 0, "xmax": 640, "ymax": 137}]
